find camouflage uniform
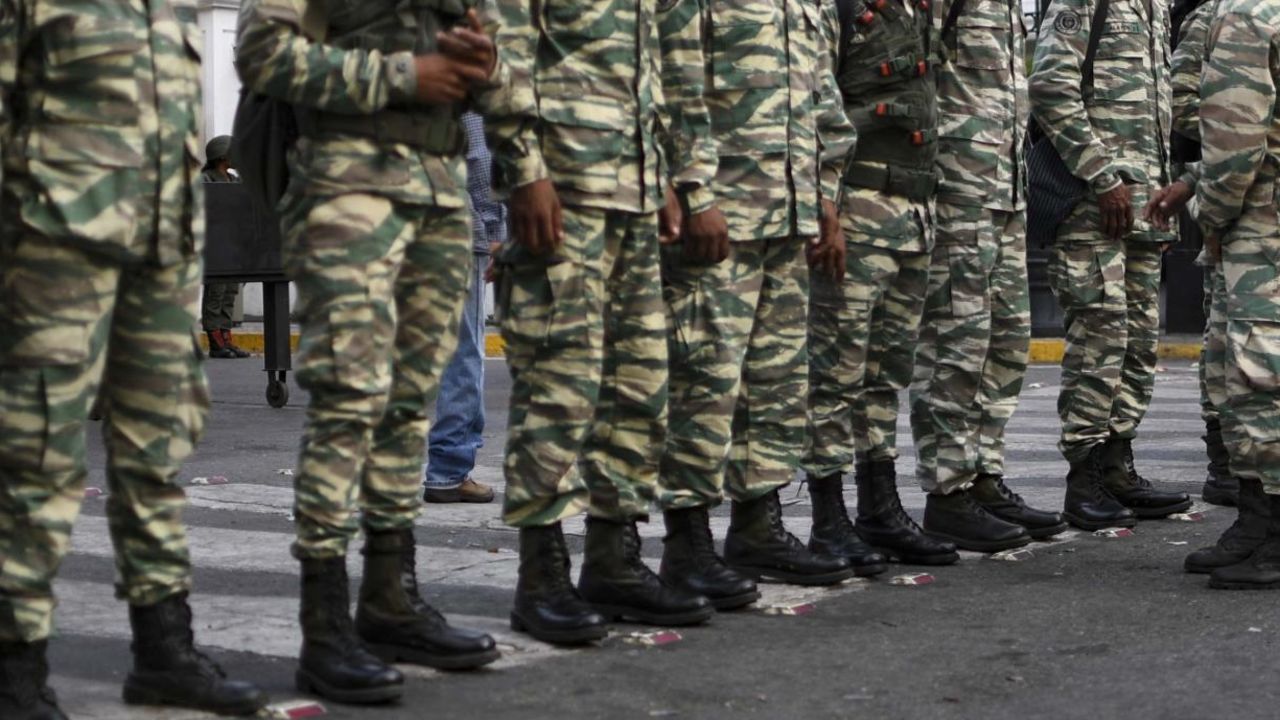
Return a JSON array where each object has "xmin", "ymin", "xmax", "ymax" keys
[
  {"xmin": 909, "ymin": 0, "xmax": 1030, "ymax": 494},
  {"xmin": 1198, "ymin": 0, "xmax": 1280, "ymax": 494},
  {"xmin": 804, "ymin": 0, "xmax": 936, "ymax": 476},
  {"xmin": 656, "ymin": 0, "xmax": 855, "ymax": 508},
  {"xmin": 236, "ymin": 0, "xmax": 527, "ymax": 557},
  {"xmin": 1029, "ymin": 0, "xmax": 1173, "ymax": 463},
  {"xmin": 0, "ymin": 0, "xmax": 207, "ymax": 641},
  {"xmin": 491, "ymin": 0, "xmax": 669, "ymax": 527}
]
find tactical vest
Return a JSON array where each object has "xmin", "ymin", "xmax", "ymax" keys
[
  {"xmin": 835, "ymin": 0, "xmax": 939, "ymax": 201},
  {"xmin": 300, "ymin": 0, "xmax": 476, "ymax": 155}
]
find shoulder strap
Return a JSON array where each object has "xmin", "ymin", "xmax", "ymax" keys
[
  {"xmin": 1081, "ymin": 0, "xmax": 1110, "ymax": 89},
  {"xmin": 940, "ymin": 0, "xmax": 969, "ymax": 45}
]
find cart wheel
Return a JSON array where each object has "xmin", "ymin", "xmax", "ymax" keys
[{"xmin": 266, "ymin": 380, "xmax": 290, "ymax": 408}]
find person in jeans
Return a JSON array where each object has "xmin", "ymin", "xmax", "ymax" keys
[{"xmin": 423, "ymin": 111, "xmax": 505, "ymax": 504}]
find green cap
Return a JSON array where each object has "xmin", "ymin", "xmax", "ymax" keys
[{"xmin": 205, "ymin": 135, "xmax": 233, "ymax": 163}]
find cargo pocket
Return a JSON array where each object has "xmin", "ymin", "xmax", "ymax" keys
[
  {"xmin": 0, "ymin": 240, "xmax": 102, "ymax": 368},
  {"xmin": 945, "ymin": 243, "xmax": 990, "ymax": 319},
  {"xmin": 297, "ymin": 301, "xmax": 387, "ymax": 394},
  {"xmin": 0, "ymin": 368, "xmax": 58, "ymax": 472},
  {"xmin": 539, "ymin": 98, "xmax": 627, "ymax": 196},
  {"xmin": 500, "ymin": 256, "xmax": 589, "ymax": 355},
  {"xmin": 1230, "ymin": 322, "xmax": 1280, "ymax": 394}
]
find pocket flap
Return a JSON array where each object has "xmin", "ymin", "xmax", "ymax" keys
[
  {"xmin": 24, "ymin": 124, "xmax": 144, "ymax": 168},
  {"xmin": 539, "ymin": 97, "xmax": 628, "ymax": 131},
  {"xmin": 45, "ymin": 16, "xmax": 145, "ymax": 66}
]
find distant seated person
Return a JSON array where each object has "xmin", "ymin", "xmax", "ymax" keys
[{"xmin": 200, "ymin": 135, "xmax": 249, "ymax": 359}]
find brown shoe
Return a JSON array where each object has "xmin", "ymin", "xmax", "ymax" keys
[{"xmin": 423, "ymin": 478, "xmax": 495, "ymax": 504}]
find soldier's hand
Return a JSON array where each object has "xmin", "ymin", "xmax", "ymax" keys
[
  {"xmin": 1142, "ymin": 181, "xmax": 1193, "ymax": 232},
  {"xmin": 808, "ymin": 198, "xmax": 846, "ymax": 281},
  {"xmin": 414, "ymin": 53, "xmax": 490, "ymax": 104},
  {"xmin": 437, "ymin": 10, "xmax": 497, "ymax": 77},
  {"xmin": 682, "ymin": 206, "xmax": 731, "ymax": 263},
  {"xmin": 510, "ymin": 179, "xmax": 564, "ymax": 255},
  {"xmin": 659, "ymin": 188, "xmax": 683, "ymax": 245},
  {"xmin": 1098, "ymin": 183, "xmax": 1134, "ymax": 241},
  {"xmin": 1206, "ymin": 233, "xmax": 1222, "ymax": 262}
]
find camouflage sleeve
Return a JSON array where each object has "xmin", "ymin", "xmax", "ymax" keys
[
  {"xmin": 1171, "ymin": 3, "xmax": 1213, "ymax": 141},
  {"xmin": 657, "ymin": 0, "xmax": 719, "ymax": 214},
  {"xmin": 0, "ymin": 0, "xmax": 17, "ymax": 156},
  {"xmin": 1197, "ymin": 10, "xmax": 1276, "ymax": 236},
  {"xmin": 477, "ymin": 0, "xmax": 548, "ymax": 190},
  {"xmin": 816, "ymin": 0, "xmax": 855, "ymax": 205},
  {"xmin": 234, "ymin": 0, "xmax": 418, "ymax": 115},
  {"xmin": 1028, "ymin": 0, "xmax": 1123, "ymax": 194}
]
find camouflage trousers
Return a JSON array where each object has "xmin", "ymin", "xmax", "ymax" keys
[
  {"xmin": 1214, "ymin": 236, "xmax": 1280, "ymax": 493},
  {"xmin": 499, "ymin": 207, "xmax": 667, "ymax": 527},
  {"xmin": 910, "ymin": 205, "xmax": 1031, "ymax": 494},
  {"xmin": 0, "ymin": 234, "xmax": 208, "ymax": 642},
  {"xmin": 658, "ymin": 237, "xmax": 810, "ymax": 509},
  {"xmin": 201, "ymin": 282, "xmax": 239, "ymax": 332},
  {"xmin": 804, "ymin": 240, "xmax": 930, "ymax": 475},
  {"xmin": 282, "ymin": 194, "xmax": 472, "ymax": 559},
  {"xmin": 1200, "ymin": 261, "xmax": 1225, "ymax": 425},
  {"xmin": 1047, "ymin": 237, "xmax": 1162, "ymax": 462}
]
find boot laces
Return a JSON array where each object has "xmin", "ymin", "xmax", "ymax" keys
[
  {"xmin": 172, "ymin": 601, "xmax": 228, "ymax": 679},
  {"xmin": 1121, "ymin": 442, "xmax": 1153, "ymax": 489},
  {"xmin": 766, "ymin": 494, "xmax": 807, "ymax": 551},
  {"xmin": 624, "ymin": 524, "xmax": 664, "ymax": 581},
  {"xmin": 400, "ymin": 546, "xmax": 448, "ymax": 626},
  {"xmin": 987, "ymin": 476, "xmax": 1026, "ymax": 507}
]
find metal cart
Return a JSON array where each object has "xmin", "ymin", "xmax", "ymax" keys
[{"xmin": 203, "ymin": 182, "xmax": 294, "ymax": 408}]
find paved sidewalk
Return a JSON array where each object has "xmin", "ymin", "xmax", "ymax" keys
[{"xmin": 51, "ymin": 360, "xmax": 1268, "ymax": 720}]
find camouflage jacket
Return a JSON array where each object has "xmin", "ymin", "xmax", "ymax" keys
[
  {"xmin": 935, "ymin": 0, "xmax": 1028, "ymax": 212},
  {"xmin": 236, "ymin": 0, "xmax": 536, "ymax": 210},
  {"xmin": 0, "ymin": 0, "xmax": 203, "ymax": 265},
  {"xmin": 1030, "ymin": 0, "xmax": 1171, "ymax": 203},
  {"xmin": 659, "ymin": 0, "xmax": 855, "ymax": 241},
  {"xmin": 836, "ymin": 0, "xmax": 935, "ymax": 252},
  {"xmin": 1198, "ymin": 0, "xmax": 1280, "ymax": 247},
  {"xmin": 488, "ymin": 0, "xmax": 666, "ymax": 214},
  {"xmin": 1170, "ymin": 0, "xmax": 1216, "ymax": 144}
]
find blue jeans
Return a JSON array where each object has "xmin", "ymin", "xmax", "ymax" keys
[{"xmin": 425, "ymin": 257, "xmax": 487, "ymax": 488}]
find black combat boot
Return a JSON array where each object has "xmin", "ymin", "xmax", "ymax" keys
[
  {"xmin": 297, "ymin": 558, "xmax": 403, "ymax": 705},
  {"xmin": 1210, "ymin": 494, "xmax": 1280, "ymax": 590},
  {"xmin": 578, "ymin": 517, "xmax": 714, "ymax": 625},
  {"xmin": 1063, "ymin": 444, "xmax": 1137, "ymax": 530},
  {"xmin": 206, "ymin": 330, "xmax": 234, "ymax": 359},
  {"xmin": 970, "ymin": 473, "xmax": 1068, "ymax": 540},
  {"xmin": 356, "ymin": 529, "xmax": 499, "ymax": 670},
  {"xmin": 725, "ymin": 489, "xmax": 856, "ymax": 584},
  {"xmin": 0, "ymin": 640, "xmax": 68, "ymax": 720},
  {"xmin": 1186, "ymin": 478, "xmax": 1271, "ymax": 573},
  {"xmin": 660, "ymin": 506, "xmax": 760, "ymax": 610},
  {"xmin": 1201, "ymin": 418, "xmax": 1239, "ymax": 507},
  {"xmin": 806, "ymin": 473, "xmax": 888, "ymax": 577},
  {"xmin": 511, "ymin": 523, "xmax": 609, "ymax": 645},
  {"xmin": 923, "ymin": 489, "xmax": 1031, "ymax": 553},
  {"xmin": 1100, "ymin": 437, "xmax": 1193, "ymax": 518},
  {"xmin": 853, "ymin": 460, "xmax": 959, "ymax": 565},
  {"xmin": 123, "ymin": 592, "xmax": 267, "ymax": 715}
]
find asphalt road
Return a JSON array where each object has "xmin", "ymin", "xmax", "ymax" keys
[{"xmin": 57, "ymin": 355, "xmax": 1277, "ymax": 720}]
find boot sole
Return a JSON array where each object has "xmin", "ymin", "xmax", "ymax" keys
[
  {"xmin": 366, "ymin": 642, "xmax": 500, "ymax": 671},
  {"xmin": 123, "ymin": 681, "xmax": 268, "ymax": 716},
  {"xmin": 1208, "ymin": 577, "xmax": 1280, "ymax": 590},
  {"xmin": 730, "ymin": 565, "xmax": 856, "ymax": 586},
  {"xmin": 589, "ymin": 603, "xmax": 715, "ymax": 626},
  {"xmin": 924, "ymin": 530, "xmax": 1031, "ymax": 554},
  {"xmin": 711, "ymin": 589, "xmax": 762, "ymax": 611},
  {"xmin": 1201, "ymin": 485, "xmax": 1238, "ymax": 507},
  {"xmin": 1129, "ymin": 499, "xmax": 1195, "ymax": 519},
  {"xmin": 1063, "ymin": 513, "xmax": 1137, "ymax": 531},
  {"xmin": 852, "ymin": 562, "xmax": 889, "ymax": 578},
  {"xmin": 1026, "ymin": 522, "xmax": 1070, "ymax": 540},
  {"xmin": 510, "ymin": 612, "xmax": 609, "ymax": 645},
  {"xmin": 866, "ymin": 546, "xmax": 959, "ymax": 566},
  {"xmin": 295, "ymin": 669, "xmax": 402, "ymax": 705}
]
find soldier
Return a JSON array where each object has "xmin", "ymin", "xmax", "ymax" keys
[
  {"xmin": 1167, "ymin": 0, "xmax": 1280, "ymax": 590},
  {"xmin": 0, "ymin": 2, "xmax": 267, "ymax": 717},
  {"xmin": 489, "ymin": 0, "xmax": 714, "ymax": 643},
  {"xmin": 236, "ymin": 0, "xmax": 509, "ymax": 703},
  {"xmin": 1168, "ymin": 0, "xmax": 1237, "ymax": 509},
  {"xmin": 1029, "ymin": 0, "xmax": 1191, "ymax": 530},
  {"xmin": 200, "ymin": 135, "xmax": 250, "ymax": 361},
  {"xmin": 1148, "ymin": 0, "xmax": 1272, "ymax": 577},
  {"xmin": 802, "ymin": 0, "xmax": 960, "ymax": 566},
  {"xmin": 655, "ymin": 0, "xmax": 864, "ymax": 590},
  {"xmin": 909, "ymin": 0, "xmax": 1066, "ymax": 552}
]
